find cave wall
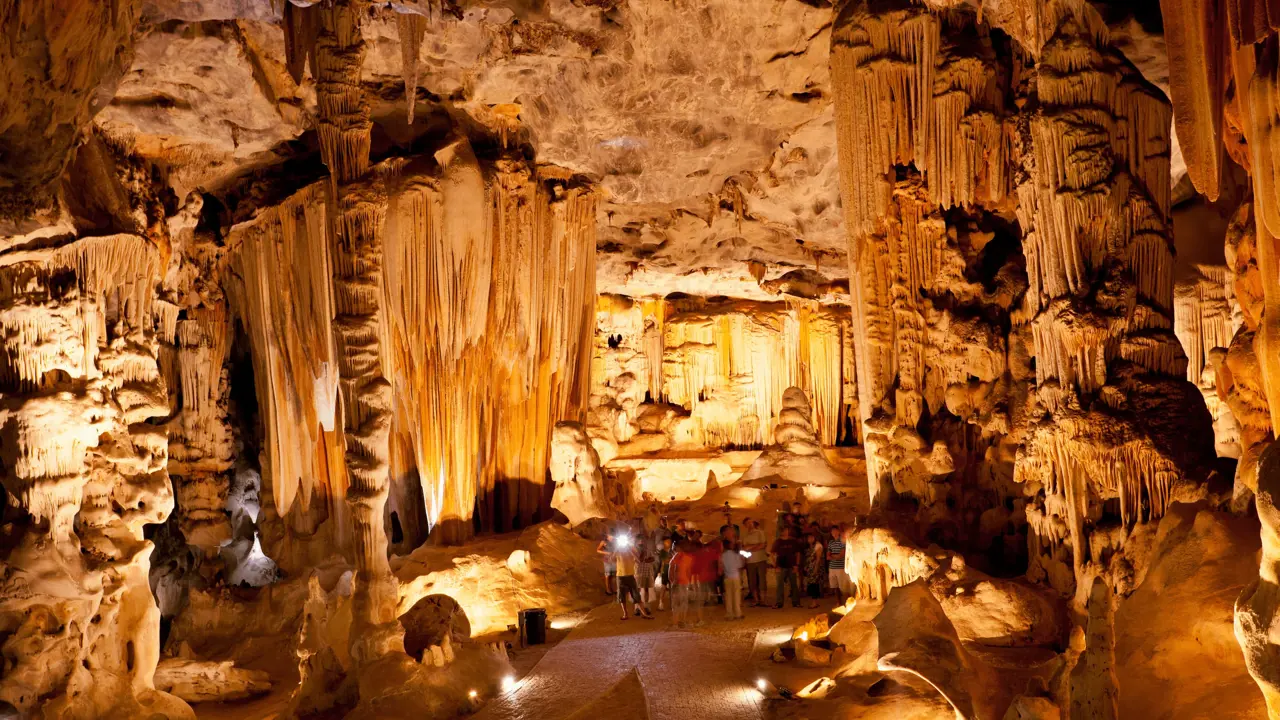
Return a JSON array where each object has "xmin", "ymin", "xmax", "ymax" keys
[{"xmin": 591, "ymin": 294, "xmax": 857, "ymax": 451}]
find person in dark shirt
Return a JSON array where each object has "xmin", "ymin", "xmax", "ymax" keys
[{"xmin": 770, "ymin": 526, "xmax": 804, "ymax": 608}]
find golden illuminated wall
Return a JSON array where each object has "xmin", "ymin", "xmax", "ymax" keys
[
  {"xmin": 227, "ymin": 146, "xmax": 595, "ymax": 550},
  {"xmin": 594, "ymin": 295, "xmax": 855, "ymax": 448}
]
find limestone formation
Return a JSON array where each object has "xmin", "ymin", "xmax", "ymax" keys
[
  {"xmin": 740, "ymin": 386, "xmax": 850, "ymax": 488},
  {"xmin": 5, "ymin": 0, "xmax": 1280, "ymax": 718},
  {"xmin": 550, "ymin": 421, "xmax": 624, "ymax": 528},
  {"xmin": 1238, "ymin": 442, "xmax": 1280, "ymax": 718},
  {"xmin": 153, "ymin": 658, "xmax": 272, "ymax": 703}
]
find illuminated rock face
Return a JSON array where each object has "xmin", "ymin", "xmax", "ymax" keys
[
  {"xmin": 550, "ymin": 421, "xmax": 625, "ymax": 527},
  {"xmin": 591, "ymin": 295, "xmax": 857, "ymax": 452},
  {"xmin": 7, "ymin": 0, "xmax": 1280, "ymax": 717}
]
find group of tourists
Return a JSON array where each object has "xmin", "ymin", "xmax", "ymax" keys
[{"xmin": 595, "ymin": 502, "xmax": 854, "ymax": 626}]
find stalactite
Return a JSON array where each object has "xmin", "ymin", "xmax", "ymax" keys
[
  {"xmin": 832, "ymin": 1, "xmax": 1010, "ymax": 506},
  {"xmin": 282, "ymin": 1, "xmax": 318, "ymax": 85},
  {"xmin": 609, "ymin": 295, "xmax": 849, "ymax": 445},
  {"xmin": 226, "ymin": 184, "xmax": 348, "ymax": 572},
  {"xmin": 831, "ymin": 0, "xmax": 1006, "ymax": 241},
  {"xmin": 396, "ymin": 11, "xmax": 427, "ymax": 125},
  {"xmin": 1160, "ymin": 0, "xmax": 1226, "ymax": 200},
  {"xmin": 314, "ymin": 0, "xmax": 373, "ymax": 185}
]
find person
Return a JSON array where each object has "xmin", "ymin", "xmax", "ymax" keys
[
  {"xmin": 803, "ymin": 533, "xmax": 824, "ymax": 609},
  {"xmin": 671, "ymin": 518, "xmax": 690, "ymax": 545},
  {"xmin": 741, "ymin": 517, "xmax": 769, "ymax": 606},
  {"xmin": 720, "ymin": 539, "xmax": 746, "ymax": 620},
  {"xmin": 652, "ymin": 515, "xmax": 672, "ymax": 549},
  {"xmin": 596, "ymin": 531, "xmax": 617, "ymax": 595},
  {"xmin": 700, "ymin": 528, "xmax": 728, "ymax": 606},
  {"xmin": 644, "ymin": 503, "xmax": 662, "ymax": 536},
  {"xmin": 776, "ymin": 503, "xmax": 793, "ymax": 538},
  {"xmin": 654, "ymin": 536, "xmax": 674, "ymax": 610},
  {"xmin": 826, "ymin": 524, "xmax": 852, "ymax": 600},
  {"xmin": 669, "ymin": 538, "xmax": 698, "ymax": 628},
  {"xmin": 794, "ymin": 492, "xmax": 811, "ymax": 519},
  {"xmin": 614, "ymin": 535, "xmax": 653, "ymax": 620},
  {"xmin": 771, "ymin": 526, "xmax": 804, "ymax": 608},
  {"xmin": 692, "ymin": 531, "xmax": 718, "ymax": 624},
  {"xmin": 719, "ymin": 511, "xmax": 740, "ymax": 542},
  {"xmin": 636, "ymin": 538, "xmax": 658, "ymax": 612}
]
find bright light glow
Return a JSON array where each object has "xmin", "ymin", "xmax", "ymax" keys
[
  {"xmin": 739, "ymin": 550, "xmax": 752, "ymax": 558},
  {"xmin": 756, "ymin": 679, "xmax": 767, "ymax": 692},
  {"xmin": 798, "ymin": 631, "xmax": 809, "ymax": 642},
  {"xmin": 617, "ymin": 535, "xmax": 632, "ymax": 548},
  {"xmin": 468, "ymin": 690, "xmax": 478, "ymax": 699},
  {"xmin": 502, "ymin": 675, "xmax": 517, "ymax": 692}
]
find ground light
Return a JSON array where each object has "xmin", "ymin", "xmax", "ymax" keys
[
  {"xmin": 756, "ymin": 678, "xmax": 768, "ymax": 692},
  {"xmin": 502, "ymin": 675, "xmax": 518, "ymax": 692},
  {"xmin": 468, "ymin": 690, "xmax": 478, "ymax": 699}
]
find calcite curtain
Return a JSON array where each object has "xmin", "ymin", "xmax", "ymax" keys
[{"xmin": 227, "ymin": 146, "xmax": 595, "ymax": 557}]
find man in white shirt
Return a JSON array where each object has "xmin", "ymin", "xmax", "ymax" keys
[{"xmin": 741, "ymin": 518, "xmax": 769, "ymax": 606}]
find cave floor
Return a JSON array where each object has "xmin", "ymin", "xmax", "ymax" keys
[{"xmin": 474, "ymin": 600, "xmax": 822, "ymax": 720}]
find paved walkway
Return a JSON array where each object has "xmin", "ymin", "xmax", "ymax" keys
[{"xmin": 475, "ymin": 602, "xmax": 818, "ymax": 720}]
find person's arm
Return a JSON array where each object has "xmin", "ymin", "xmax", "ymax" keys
[{"xmin": 597, "ymin": 540, "xmax": 610, "ymax": 556}]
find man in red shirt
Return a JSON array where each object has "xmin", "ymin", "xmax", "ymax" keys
[{"xmin": 668, "ymin": 538, "xmax": 699, "ymax": 628}]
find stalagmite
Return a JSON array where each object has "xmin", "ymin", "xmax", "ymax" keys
[
  {"xmin": 0, "ymin": 233, "xmax": 191, "ymax": 718},
  {"xmin": 740, "ymin": 387, "xmax": 850, "ymax": 487}
]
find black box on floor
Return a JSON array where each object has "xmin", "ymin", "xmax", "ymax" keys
[{"xmin": 519, "ymin": 607, "xmax": 547, "ymax": 646}]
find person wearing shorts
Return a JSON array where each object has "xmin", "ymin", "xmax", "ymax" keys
[
  {"xmin": 615, "ymin": 542, "xmax": 653, "ymax": 620},
  {"xmin": 597, "ymin": 531, "xmax": 617, "ymax": 595}
]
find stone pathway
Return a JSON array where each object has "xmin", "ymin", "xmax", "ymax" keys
[{"xmin": 474, "ymin": 602, "xmax": 818, "ymax": 720}]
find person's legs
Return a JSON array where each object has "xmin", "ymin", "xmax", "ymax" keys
[
  {"xmin": 788, "ymin": 569, "xmax": 802, "ymax": 607},
  {"xmin": 754, "ymin": 563, "xmax": 768, "ymax": 605},
  {"xmin": 725, "ymin": 577, "xmax": 741, "ymax": 619},
  {"xmin": 672, "ymin": 583, "xmax": 687, "ymax": 625},
  {"xmin": 694, "ymin": 583, "xmax": 706, "ymax": 624},
  {"xmin": 775, "ymin": 568, "xmax": 784, "ymax": 608}
]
